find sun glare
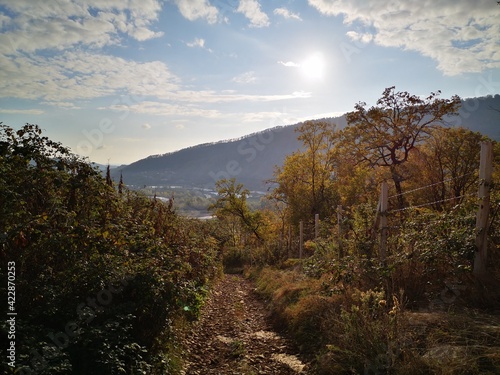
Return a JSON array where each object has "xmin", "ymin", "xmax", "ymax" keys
[{"xmin": 301, "ymin": 53, "xmax": 325, "ymax": 80}]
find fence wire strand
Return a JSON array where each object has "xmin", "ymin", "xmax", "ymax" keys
[
  {"xmin": 389, "ymin": 193, "xmax": 476, "ymax": 214},
  {"xmin": 388, "ymin": 172, "xmax": 476, "ymax": 200}
]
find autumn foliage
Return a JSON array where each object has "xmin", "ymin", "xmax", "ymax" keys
[{"xmin": 243, "ymin": 88, "xmax": 499, "ymax": 374}]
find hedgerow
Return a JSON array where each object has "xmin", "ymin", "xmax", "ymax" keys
[{"xmin": 0, "ymin": 123, "xmax": 222, "ymax": 374}]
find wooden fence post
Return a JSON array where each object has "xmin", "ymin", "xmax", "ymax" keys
[
  {"xmin": 299, "ymin": 220, "xmax": 304, "ymax": 259},
  {"xmin": 379, "ymin": 181, "xmax": 389, "ymax": 265},
  {"xmin": 473, "ymin": 141, "xmax": 493, "ymax": 278}
]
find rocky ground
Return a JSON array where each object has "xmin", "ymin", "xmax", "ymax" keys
[{"xmin": 181, "ymin": 274, "xmax": 309, "ymax": 375}]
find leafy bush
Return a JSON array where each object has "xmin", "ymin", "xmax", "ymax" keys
[
  {"xmin": 387, "ymin": 207, "xmax": 480, "ymax": 307},
  {"xmin": 0, "ymin": 124, "xmax": 222, "ymax": 374}
]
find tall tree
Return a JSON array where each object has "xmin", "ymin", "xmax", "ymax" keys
[
  {"xmin": 106, "ymin": 164, "xmax": 113, "ymax": 187},
  {"xmin": 209, "ymin": 178, "xmax": 264, "ymax": 243},
  {"xmin": 405, "ymin": 126, "xmax": 485, "ymax": 210},
  {"xmin": 271, "ymin": 121, "xmax": 339, "ymax": 232},
  {"xmin": 297, "ymin": 120, "xmax": 338, "ymax": 216},
  {"xmin": 118, "ymin": 172, "xmax": 124, "ymax": 195},
  {"xmin": 343, "ymin": 87, "xmax": 461, "ymax": 208}
]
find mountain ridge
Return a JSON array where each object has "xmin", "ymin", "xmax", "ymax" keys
[{"xmin": 114, "ymin": 95, "xmax": 500, "ymax": 190}]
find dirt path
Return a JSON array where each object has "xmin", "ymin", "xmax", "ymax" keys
[{"xmin": 182, "ymin": 274, "xmax": 309, "ymax": 375}]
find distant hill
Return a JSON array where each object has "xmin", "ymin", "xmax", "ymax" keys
[
  {"xmin": 451, "ymin": 95, "xmax": 500, "ymax": 139},
  {"xmin": 115, "ymin": 124, "xmax": 306, "ymax": 191},
  {"xmin": 92, "ymin": 162, "xmax": 121, "ymax": 173},
  {"xmin": 114, "ymin": 95, "xmax": 499, "ymax": 191}
]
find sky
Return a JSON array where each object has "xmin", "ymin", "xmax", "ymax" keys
[{"xmin": 0, "ymin": 0, "xmax": 499, "ymax": 165}]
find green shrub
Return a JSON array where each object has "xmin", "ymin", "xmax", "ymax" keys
[{"xmin": 0, "ymin": 124, "xmax": 222, "ymax": 374}]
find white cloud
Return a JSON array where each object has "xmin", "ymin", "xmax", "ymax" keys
[
  {"xmin": 130, "ymin": 27, "xmax": 164, "ymax": 42},
  {"xmin": 274, "ymin": 8, "xmax": 302, "ymax": 21},
  {"xmin": 142, "ymin": 123, "xmax": 152, "ymax": 130},
  {"xmin": 0, "ymin": 108, "xmax": 45, "ymax": 115},
  {"xmin": 0, "ymin": 0, "xmax": 170, "ymax": 109},
  {"xmin": 278, "ymin": 61, "xmax": 300, "ymax": 67},
  {"xmin": 346, "ymin": 31, "xmax": 373, "ymax": 44},
  {"xmin": 0, "ymin": 0, "xmax": 164, "ymax": 54},
  {"xmin": 186, "ymin": 38, "xmax": 206, "ymax": 48},
  {"xmin": 107, "ymin": 101, "xmax": 223, "ymax": 118},
  {"xmin": 0, "ymin": 0, "xmax": 307, "ymax": 116},
  {"xmin": 41, "ymin": 101, "xmax": 82, "ymax": 109},
  {"xmin": 232, "ymin": 71, "xmax": 258, "ymax": 84},
  {"xmin": 308, "ymin": 0, "xmax": 500, "ymax": 75},
  {"xmin": 158, "ymin": 90, "xmax": 312, "ymax": 103},
  {"xmin": 173, "ymin": 0, "xmax": 219, "ymax": 24},
  {"xmin": 0, "ymin": 13, "xmax": 10, "ymax": 28},
  {"xmin": 185, "ymin": 37, "xmax": 213, "ymax": 52},
  {"xmin": 0, "ymin": 51, "xmax": 179, "ymax": 102},
  {"xmin": 0, "ymin": 38, "xmax": 307, "ymax": 111},
  {"xmin": 102, "ymin": 90, "xmax": 311, "ymax": 118},
  {"xmin": 237, "ymin": 0, "xmax": 270, "ymax": 28}
]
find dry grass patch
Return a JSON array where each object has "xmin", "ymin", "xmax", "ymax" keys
[{"xmin": 249, "ymin": 266, "xmax": 500, "ymax": 375}]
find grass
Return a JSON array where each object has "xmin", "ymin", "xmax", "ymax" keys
[
  {"xmin": 229, "ymin": 339, "xmax": 247, "ymax": 359},
  {"xmin": 248, "ymin": 265, "xmax": 500, "ymax": 375}
]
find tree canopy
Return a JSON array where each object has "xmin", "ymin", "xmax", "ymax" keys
[
  {"xmin": 209, "ymin": 178, "xmax": 264, "ymax": 243},
  {"xmin": 342, "ymin": 87, "xmax": 461, "ymax": 207},
  {"xmin": 271, "ymin": 121, "xmax": 338, "ymax": 233}
]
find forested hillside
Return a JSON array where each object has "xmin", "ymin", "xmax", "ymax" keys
[{"xmin": 116, "ymin": 124, "xmax": 304, "ymax": 191}]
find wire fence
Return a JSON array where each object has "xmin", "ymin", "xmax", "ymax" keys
[
  {"xmin": 373, "ymin": 173, "xmax": 480, "ymax": 236},
  {"xmin": 372, "ymin": 142, "xmax": 495, "ymax": 276},
  {"xmin": 390, "ymin": 193, "xmax": 476, "ymax": 213},
  {"xmin": 385, "ymin": 171, "xmax": 479, "ymax": 214},
  {"xmin": 288, "ymin": 143, "xmax": 496, "ymax": 270},
  {"xmin": 387, "ymin": 171, "xmax": 476, "ymax": 201}
]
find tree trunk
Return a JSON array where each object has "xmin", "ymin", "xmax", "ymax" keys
[{"xmin": 390, "ymin": 165, "xmax": 405, "ymax": 210}]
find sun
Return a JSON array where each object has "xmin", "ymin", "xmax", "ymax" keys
[{"xmin": 300, "ymin": 52, "xmax": 325, "ymax": 80}]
